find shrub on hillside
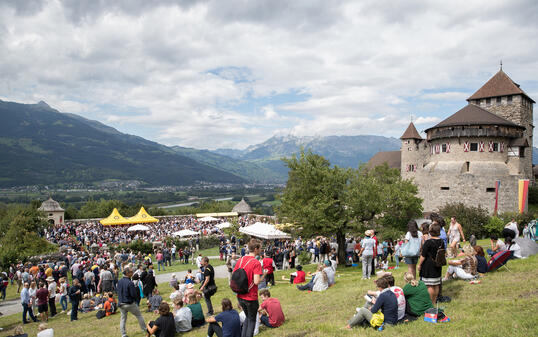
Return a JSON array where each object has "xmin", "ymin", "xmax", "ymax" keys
[
  {"xmin": 439, "ymin": 203, "xmax": 489, "ymax": 238},
  {"xmin": 497, "ymin": 211, "xmax": 535, "ymax": 228},
  {"xmin": 298, "ymin": 251, "xmax": 312, "ymax": 265},
  {"xmin": 484, "ymin": 216, "xmax": 504, "ymax": 236}
]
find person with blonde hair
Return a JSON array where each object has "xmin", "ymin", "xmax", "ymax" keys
[
  {"xmin": 442, "ymin": 244, "xmax": 477, "ymax": 281},
  {"xmin": 36, "ymin": 322, "xmax": 54, "ymax": 337},
  {"xmin": 10, "ymin": 325, "xmax": 28, "ymax": 337},
  {"xmin": 402, "ymin": 272, "xmax": 432, "ymax": 317}
]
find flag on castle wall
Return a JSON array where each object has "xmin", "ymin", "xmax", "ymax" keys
[
  {"xmin": 493, "ymin": 180, "xmax": 500, "ymax": 215},
  {"xmin": 518, "ymin": 179, "xmax": 529, "ymax": 214}
]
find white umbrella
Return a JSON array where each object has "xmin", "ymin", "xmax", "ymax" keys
[
  {"xmin": 216, "ymin": 222, "xmax": 232, "ymax": 229},
  {"xmin": 173, "ymin": 229, "xmax": 200, "ymax": 237},
  {"xmin": 239, "ymin": 222, "xmax": 291, "ymax": 240},
  {"xmin": 127, "ymin": 224, "xmax": 150, "ymax": 232},
  {"xmin": 199, "ymin": 216, "xmax": 219, "ymax": 222}
]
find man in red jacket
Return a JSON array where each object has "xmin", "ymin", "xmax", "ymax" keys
[{"xmin": 262, "ymin": 252, "xmax": 276, "ymax": 286}]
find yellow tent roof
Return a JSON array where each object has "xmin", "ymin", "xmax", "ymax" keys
[
  {"xmin": 100, "ymin": 208, "xmax": 130, "ymax": 226},
  {"xmin": 196, "ymin": 212, "xmax": 238, "ymax": 218},
  {"xmin": 127, "ymin": 207, "xmax": 159, "ymax": 224}
]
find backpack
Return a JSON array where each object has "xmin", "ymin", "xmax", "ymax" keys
[
  {"xmin": 95, "ymin": 309, "xmax": 106, "ymax": 319},
  {"xmin": 110, "ymin": 301, "xmax": 118, "ymax": 314},
  {"xmin": 230, "ymin": 257, "xmax": 255, "ymax": 294},
  {"xmin": 434, "ymin": 245, "xmax": 447, "ymax": 267}
]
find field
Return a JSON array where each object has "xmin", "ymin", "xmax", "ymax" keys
[{"xmin": 1, "ymin": 246, "xmax": 537, "ymax": 337}]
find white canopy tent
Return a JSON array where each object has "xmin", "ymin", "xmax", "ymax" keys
[
  {"xmin": 199, "ymin": 216, "xmax": 219, "ymax": 222},
  {"xmin": 127, "ymin": 224, "xmax": 150, "ymax": 232},
  {"xmin": 173, "ymin": 229, "xmax": 200, "ymax": 237},
  {"xmin": 239, "ymin": 222, "xmax": 291, "ymax": 240},
  {"xmin": 216, "ymin": 222, "xmax": 232, "ymax": 229}
]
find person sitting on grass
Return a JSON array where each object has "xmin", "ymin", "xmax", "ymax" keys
[
  {"xmin": 8, "ymin": 325, "xmax": 28, "ymax": 337},
  {"xmin": 80, "ymin": 293, "xmax": 95, "ymax": 313},
  {"xmin": 258, "ymin": 289, "xmax": 285, "ymax": 329},
  {"xmin": 102, "ymin": 292, "xmax": 117, "ymax": 317},
  {"xmin": 187, "ymin": 293, "xmax": 205, "ymax": 327},
  {"xmin": 473, "ymin": 246, "xmax": 488, "ymax": 274},
  {"xmin": 169, "ymin": 283, "xmax": 182, "ymax": 302},
  {"xmin": 505, "ymin": 237, "xmax": 522, "ymax": 259},
  {"xmin": 146, "ymin": 302, "xmax": 176, "ymax": 337},
  {"xmin": 205, "ymin": 298, "xmax": 241, "ymax": 337},
  {"xmin": 443, "ymin": 245, "xmax": 477, "ymax": 281},
  {"xmin": 487, "ymin": 235, "xmax": 506, "ymax": 257},
  {"xmin": 297, "ymin": 265, "xmax": 328, "ymax": 291},
  {"xmin": 283, "ymin": 265, "xmax": 305, "ymax": 284},
  {"xmin": 36, "ymin": 323, "xmax": 54, "ymax": 337},
  {"xmin": 173, "ymin": 298, "xmax": 192, "ymax": 333},
  {"xmin": 402, "ymin": 272, "xmax": 432, "ymax": 317},
  {"xmin": 345, "ymin": 277, "xmax": 398, "ymax": 329},
  {"xmin": 148, "ymin": 288, "xmax": 163, "ymax": 313},
  {"xmin": 185, "ymin": 270, "xmax": 195, "ymax": 284}
]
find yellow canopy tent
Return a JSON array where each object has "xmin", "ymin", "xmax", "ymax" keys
[
  {"xmin": 100, "ymin": 208, "xmax": 129, "ymax": 226},
  {"xmin": 127, "ymin": 207, "xmax": 158, "ymax": 224}
]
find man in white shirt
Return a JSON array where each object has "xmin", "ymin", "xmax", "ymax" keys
[
  {"xmin": 505, "ymin": 219, "xmax": 519, "ymax": 238},
  {"xmin": 46, "ymin": 277, "xmax": 57, "ymax": 317}
]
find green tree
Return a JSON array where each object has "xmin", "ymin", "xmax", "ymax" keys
[{"xmin": 278, "ymin": 150, "xmax": 422, "ymax": 264}]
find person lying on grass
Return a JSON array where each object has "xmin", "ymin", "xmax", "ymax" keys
[
  {"xmin": 346, "ymin": 277, "xmax": 398, "ymax": 329},
  {"xmin": 443, "ymin": 244, "xmax": 477, "ymax": 281},
  {"xmin": 205, "ymin": 298, "xmax": 241, "ymax": 337},
  {"xmin": 402, "ymin": 272, "xmax": 432, "ymax": 317},
  {"xmin": 258, "ymin": 289, "xmax": 285, "ymax": 329},
  {"xmin": 146, "ymin": 302, "xmax": 176, "ymax": 337}
]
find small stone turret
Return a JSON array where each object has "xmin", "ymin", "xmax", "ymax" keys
[{"xmin": 400, "ymin": 122, "xmax": 423, "ymax": 180}]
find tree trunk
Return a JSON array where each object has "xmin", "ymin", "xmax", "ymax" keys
[{"xmin": 336, "ymin": 230, "xmax": 347, "ymax": 266}]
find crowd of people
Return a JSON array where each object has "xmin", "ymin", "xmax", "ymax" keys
[{"xmin": 0, "ymin": 212, "xmax": 530, "ymax": 336}]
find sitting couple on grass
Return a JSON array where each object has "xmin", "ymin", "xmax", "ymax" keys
[
  {"xmin": 296, "ymin": 261, "xmax": 335, "ymax": 292},
  {"xmin": 346, "ymin": 272, "xmax": 433, "ymax": 329},
  {"xmin": 205, "ymin": 290, "xmax": 285, "ymax": 337}
]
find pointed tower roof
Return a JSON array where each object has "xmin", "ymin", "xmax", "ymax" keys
[
  {"xmin": 232, "ymin": 198, "xmax": 253, "ymax": 214},
  {"xmin": 38, "ymin": 197, "xmax": 64, "ymax": 212},
  {"xmin": 400, "ymin": 122, "xmax": 422, "ymax": 140},
  {"xmin": 467, "ymin": 70, "xmax": 535, "ymax": 103},
  {"xmin": 425, "ymin": 104, "xmax": 524, "ymax": 132}
]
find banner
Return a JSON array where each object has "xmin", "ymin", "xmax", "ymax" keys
[
  {"xmin": 493, "ymin": 180, "xmax": 500, "ymax": 215},
  {"xmin": 518, "ymin": 179, "xmax": 530, "ymax": 214}
]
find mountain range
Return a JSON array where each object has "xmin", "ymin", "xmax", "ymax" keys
[{"xmin": 3, "ymin": 99, "xmax": 534, "ymax": 188}]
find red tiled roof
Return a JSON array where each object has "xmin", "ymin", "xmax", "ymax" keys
[
  {"xmin": 367, "ymin": 151, "xmax": 401, "ymax": 170},
  {"xmin": 468, "ymin": 70, "xmax": 535, "ymax": 103}
]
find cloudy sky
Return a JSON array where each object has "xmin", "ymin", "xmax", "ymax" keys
[{"xmin": 1, "ymin": 0, "xmax": 538, "ymax": 149}]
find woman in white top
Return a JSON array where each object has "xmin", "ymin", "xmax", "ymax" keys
[
  {"xmin": 359, "ymin": 230, "xmax": 376, "ymax": 280},
  {"xmin": 312, "ymin": 264, "xmax": 329, "ymax": 292},
  {"xmin": 404, "ymin": 221, "xmax": 423, "ymax": 280},
  {"xmin": 448, "ymin": 217, "xmax": 465, "ymax": 258}
]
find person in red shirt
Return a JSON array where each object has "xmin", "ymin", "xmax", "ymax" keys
[
  {"xmin": 258, "ymin": 289, "xmax": 285, "ymax": 328},
  {"xmin": 289, "ymin": 265, "xmax": 306, "ymax": 284},
  {"xmin": 262, "ymin": 252, "xmax": 275, "ymax": 286},
  {"xmin": 233, "ymin": 239, "xmax": 264, "ymax": 337},
  {"xmin": 36, "ymin": 282, "xmax": 49, "ymax": 322}
]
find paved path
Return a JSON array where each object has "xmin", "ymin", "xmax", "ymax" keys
[{"xmin": 0, "ymin": 263, "xmax": 229, "ymax": 318}]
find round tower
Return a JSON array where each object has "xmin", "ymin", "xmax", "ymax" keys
[{"xmin": 400, "ymin": 122, "xmax": 424, "ymax": 180}]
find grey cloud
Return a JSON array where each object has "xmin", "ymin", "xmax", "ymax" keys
[{"xmin": 0, "ymin": 0, "xmax": 44, "ymax": 16}]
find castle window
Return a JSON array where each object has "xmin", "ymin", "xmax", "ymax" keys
[
  {"xmin": 486, "ymin": 98, "xmax": 491, "ymax": 105},
  {"xmin": 470, "ymin": 143, "xmax": 478, "ymax": 151},
  {"xmin": 493, "ymin": 143, "xmax": 499, "ymax": 152},
  {"xmin": 507, "ymin": 95, "xmax": 512, "ymax": 104},
  {"xmin": 486, "ymin": 188, "xmax": 496, "ymax": 192},
  {"xmin": 442, "ymin": 144, "xmax": 447, "ymax": 152},
  {"xmin": 508, "ymin": 146, "xmax": 519, "ymax": 157},
  {"xmin": 519, "ymin": 147, "xmax": 525, "ymax": 158},
  {"xmin": 496, "ymin": 97, "xmax": 501, "ymax": 105},
  {"xmin": 408, "ymin": 147, "xmax": 412, "ymax": 151},
  {"xmin": 440, "ymin": 187, "xmax": 450, "ymax": 191},
  {"xmin": 465, "ymin": 161, "xmax": 470, "ymax": 172},
  {"xmin": 476, "ymin": 99, "xmax": 481, "ymax": 105}
]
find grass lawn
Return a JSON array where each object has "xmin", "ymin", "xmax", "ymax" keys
[
  {"xmin": 153, "ymin": 247, "xmax": 224, "ymax": 275},
  {"xmin": 1, "ymin": 248, "xmax": 537, "ymax": 337}
]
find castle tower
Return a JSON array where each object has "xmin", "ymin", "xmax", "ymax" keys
[
  {"xmin": 467, "ymin": 69, "xmax": 534, "ymax": 179},
  {"xmin": 400, "ymin": 122, "xmax": 423, "ymax": 180}
]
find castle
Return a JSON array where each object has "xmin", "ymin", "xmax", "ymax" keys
[{"xmin": 381, "ymin": 69, "xmax": 534, "ymax": 214}]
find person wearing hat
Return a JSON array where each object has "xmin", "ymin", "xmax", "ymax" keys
[
  {"xmin": 46, "ymin": 276, "xmax": 57, "ymax": 317},
  {"xmin": 359, "ymin": 230, "xmax": 376, "ymax": 280}
]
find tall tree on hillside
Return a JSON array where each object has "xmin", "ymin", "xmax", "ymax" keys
[{"xmin": 278, "ymin": 150, "xmax": 422, "ymax": 264}]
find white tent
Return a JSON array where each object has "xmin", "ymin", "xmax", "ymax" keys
[
  {"xmin": 127, "ymin": 224, "xmax": 150, "ymax": 232},
  {"xmin": 239, "ymin": 222, "xmax": 291, "ymax": 240},
  {"xmin": 199, "ymin": 216, "xmax": 219, "ymax": 222},
  {"xmin": 216, "ymin": 222, "xmax": 232, "ymax": 229},
  {"xmin": 173, "ymin": 229, "xmax": 200, "ymax": 237}
]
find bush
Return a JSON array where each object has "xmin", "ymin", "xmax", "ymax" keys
[
  {"xmin": 484, "ymin": 216, "xmax": 504, "ymax": 236},
  {"xmin": 298, "ymin": 251, "xmax": 312, "ymax": 265},
  {"xmin": 128, "ymin": 240, "xmax": 153, "ymax": 254},
  {"xmin": 498, "ymin": 212, "xmax": 535, "ymax": 228},
  {"xmin": 439, "ymin": 203, "xmax": 489, "ymax": 238},
  {"xmin": 376, "ymin": 227, "xmax": 405, "ymax": 241}
]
